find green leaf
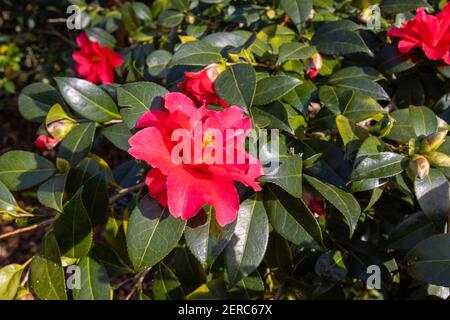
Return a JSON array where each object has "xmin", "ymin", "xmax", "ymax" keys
[
  {"xmin": 260, "ymin": 155, "xmax": 302, "ymax": 197},
  {"xmin": 18, "ymin": 83, "xmax": 65, "ymax": 123},
  {"xmin": 386, "ymin": 109, "xmax": 416, "ymax": 143},
  {"xmin": 174, "ymin": 247, "xmax": 206, "ymax": 292},
  {"xmin": 58, "ymin": 122, "xmax": 96, "ymax": 166},
  {"xmin": 72, "ymin": 254, "xmax": 111, "ymax": 300},
  {"xmin": 351, "ymin": 152, "xmax": 406, "ymax": 180},
  {"xmin": 146, "ymin": 50, "xmax": 172, "ymax": 77},
  {"xmin": 280, "ymin": 0, "xmax": 313, "ymax": 26},
  {"xmin": 406, "ymin": 234, "xmax": 450, "ymax": 286},
  {"xmin": 409, "ymin": 106, "xmax": 438, "ymax": 137},
  {"xmin": 117, "ymin": 82, "xmax": 168, "ymax": 129},
  {"xmin": 37, "ymin": 173, "xmax": 68, "ymax": 212},
  {"xmin": 85, "ymin": 27, "xmax": 116, "ymax": 48},
  {"xmin": 253, "ymin": 76, "xmax": 302, "ymax": 106},
  {"xmin": 0, "ymin": 151, "xmax": 55, "ymax": 191},
  {"xmin": 184, "ymin": 208, "xmax": 235, "ymax": 270},
  {"xmin": 0, "ymin": 181, "xmax": 22, "ymax": 215},
  {"xmin": 187, "ymin": 277, "xmax": 228, "ymax": 300},
  {"xmin": 312, "ymin": 30, "xmax": 372, "ymax": 56},
  {"xmin": 228, "ymin": 271, "xmax": 265, "ymax": 300},
  {"xmin": 329, "ymin": 67, "xmax": 382, "ymax": 84},
  {"xmin": 225, "ymin": 194, "xmax": 269, "ymax": 287},
  {"xmin": 319, "ymin": 85, "xmax": 340, "ymax": 114},
  {"xmin": 30, "ymin": 233, "xmax": 68, "ymax": 300},
  {"xmin": 90, "ymin": 243, "xmax": 131, "ymax": 277},
  {"xmin": 101, "ymin": 123, "xmax": 131, "ymax": 151},
  {"xmin": 121, "ymin": 2, "xmax": 141, "ymax": 33},
  {"xmin": 0, "ymin": 264, "xmax": 25, "ymax": 300},
  {"xmin": 158, "ymin": 9, "xmax": 184, "ymax": 28},
  {"xmin": 127, "ymin": 196, "xmax": 186, "ymax": 271},
  {"xmin": 388, "ymin": 211, "xmax": 439, "ymax": 251},
  {"xmin": 54, "ymin": 189, "xmax": 93, "ymax": 259},
  {"xmin": 55, "ymin": 77, "xmax": 120, "ymax": 122},
  {"xmin": 153, "ymin": 264, "xmax": 185, "ymax": 300},
  {"xmin": 414, "ymin": 169, "xmax": 450, "ymax": 222},
  {"xmin": 215, "ymin": 64, "xmax": 256, "ymax": 112},
  {"xmin": 169, "ymin": 41, "xmax": 222, "ymax": 67},
  {"xmin": 82, "ymin": 170, "xmax": 108, "ymax": 226},
  {"xmin": 263, "ymin": 185, "xmax": 323, "ymax": 246},
  {"xmin": 380, "ymin": 0, "xmax": 431, "ymax": 14},
  {"xmin": 277, "ymin": 42, "xmax": 316, "ymax": 65},
  {"xmin": 251, "ymin": 102, "xmax": 295, "ymax": 134},
  {"xmin": 376, "ymin": 45, "xmax": 421, "ymax": 75},
  {"xmin": 304, "ymin": 175, "xmax": 361, "ymax": 237},
  {"xmin": 334, "ymin": 78, "xmax": 389, "ymax": 101}
]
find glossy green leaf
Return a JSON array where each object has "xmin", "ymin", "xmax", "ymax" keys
[
  {"xmin": 127, "ymin": 196, "xmax": 186, "ymax": 271},
  {"xmin": 351, "ymin": 152, "xmax": 406, "ymax": 180},
  {"xmin": 277, "ymin": 42, "xmax": 316, "ymax": 65},
  {"xmin": 280, "ymin": 0, "xmax": 313, "ymax": 27},
  {"xmin": 260, "ymin": 155, "xmax": 302, "ymax": 197},
  {"xmin": 406, "ymin": 234, "xmax": 450, "ymax": 286},
  {"xmin": 18, "ymin": 83, "xmax": 65, "ymax": 123},
  {"xmin": 304, "ymin": 175, "xmax": 361, "ymax": 237},
  {"xmin": 30, "ymin": 233, "xmax": 68, "ymax": 300},
  {"xmin": 0, "ymin": 180, "xmax": 22, "ymax": 215},
  {"xmin": 263, "ymin": 185, "xmax": 322, "ymax": 247},
  {"xmin": 90, "ymin": 243, "xmax": 131, "ymax": 277},
  {"xmin": 225, "ymin": 194, "xmax": 269, "ymax": 287},
  {"xmin": 253, "ymin": 76, "xmax": 302, "ymax": 106},
  {"xmin": 409, "ymin": 106, "xmax": 438, "ymax": 137},
  {"xmin": 158, "ymin": 9, "xmax": 184, "ymax": 28},
  {"xmin": 82, "ymin": 170, "xmax": 108, "ymax": 226},
  {"xmin": 85, "ymin": 27, "xmax": 116, "ymax": 48},
  {"xmin": 117, "ymin": 82, "xmax": 168, "ymax": 129},
  {"xmin": 72, "ymin": 254, "xmax": 111, "ymax": 300},
  {"xmin": 0, "ymin": 151, "xmax": 55, "ymax": 191},
  {"xmin": 215, "ymin": 63, "xmax": 256, "ymax": 112},
  {"xmin": 55, "ymin": 77, "xmax": 120, "ymax": 122},
  {"xmin": 184, "ymin": 208, "xmax": 236, "ymax": 270},
  {"xmin": 101, "ymin": 123, "xmax": 131, "ymax": 151},
  {"xmin": 37, "ymin": 173, "xmax": 68, "ymax": 212},
  {"xmin": 414, "ymin": 169, "xmax": 450, "ymax": 222},
  {"xmin": 153, "ymin": 264, "xmax": 185, "ymax": 300},
  {"xmin": 228, "ymin": 271, "xmax": 265, "ymax": 300},
  {"xmin": 335, "ymin": 78, "xmax": 389, "ymax": 101},
  {"xmin": 146, "ymin": 50, "xmax": 172, "ymax": 77},
  {"xmin": 169, "ymin": 40, "xmax": 222, "ymax": 67},
  {"xmin": 54, "ymin": 189, "xmax": 93, "ymax": 259},
  {"xmin": 380, "ymin": 0, "xmax": 431, "ymax": 14},
  {"xmin": 312, "ymin": 30, "xmax": 372, "ymax": 56},
  {"xmin": 58, "ymin": 122, "xmax": 96, "ymax": 166},
  {"xmin": 0, "ymin": 264, "xmax": 25, "ymax": 300}
]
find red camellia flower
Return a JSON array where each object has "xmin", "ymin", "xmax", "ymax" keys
[
  {"xmin": 303, "ymin": 192, "xmax": 327, "ymax": 217},
  {"xmin": 178, "ymin": 64, "xmax": 228, "ymax": 107},
  {"xmin": 387, "ymin": 4, "xmax": 450, "ymax": 65},
  {"xmin": 72, "ymin": 33, "xmax": 124, "ymax": 84},
  {"xmin": 128, "ymin": 92, "xmax": 263, "ymax": 226}
]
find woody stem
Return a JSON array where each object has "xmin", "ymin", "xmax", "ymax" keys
[{"xmin": 108, "ymin": 182, "xmax": 147, "ymax": 205}]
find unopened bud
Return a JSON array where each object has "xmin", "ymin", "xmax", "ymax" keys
[
  {"xmin": 426, "ymin": 152, "xmax": 450, "ymax": 168},
  {"xmin": 305, "ymin": 53, "xmax": 322, "ymax": 79},
  {"xmin": 420, "ymin": 130, "xmax": 448, "ymax": 153},
  {"xmin": 409, "ymin": 155, "xmax": 430, "ymax": 179},
  {"xmin": 47, "ymin": 120, "xmax": 75, "ymax": 139}
]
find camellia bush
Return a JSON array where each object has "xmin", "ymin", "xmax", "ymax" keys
[{"xmin": 1, "ymin": 0, "xmax": 450, "ymax": 300}]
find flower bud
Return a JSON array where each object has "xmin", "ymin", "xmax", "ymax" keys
[
  {"xmin": 303, "ymin": 191, "xmax": 327, "ymax": 217},
  {"xmin": 426, "ymin": 151, "xmax": 450, "ymax": 168},
  {"xmin": 305, "ymin": 53, "xmax": 323, "ymax": 79},
  {"xmin": 47, "ymin": 120, "xmax": 75, "ymax": 139},
  {"xmin": 420, "ymin": 130, "xmax": 448, "ymax": 154},
  {"xmin": 409, "ymin": 155, "xmax": 430, "ymax": 179}
]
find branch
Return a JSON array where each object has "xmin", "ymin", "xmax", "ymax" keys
[
  {"xmin": 125, "ymin": 268, "xmax": 151, "ymax": 300},
  {"xmin": 0, "ymin": 219, "xmax": 53, "ymax": 240},
  {"xmin": 109, "ymin": 182, "xmax": 147, "ymax": 205}
]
